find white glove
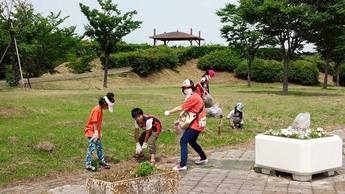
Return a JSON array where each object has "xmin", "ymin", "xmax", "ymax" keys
[
  {"xmin": 136, "ymin": 142, "xmax": 142, "ymax": 154},
  {"xmin": 164, "ymin": 110, "xmax": 170, "ymax": 116},
  {"xmin": 142, "ymin": 142, "xmax": 148, "ymax": 149},
  {"xmin": 91, "ymin": 133, "xmax": 98, "ymax": 142}
]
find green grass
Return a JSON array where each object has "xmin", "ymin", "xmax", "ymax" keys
[{"xmin": 0, "ymin": 83, "xmax": 345, "ymax": 186}]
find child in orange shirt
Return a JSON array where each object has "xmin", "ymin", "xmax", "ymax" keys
[{"xmin": 84, "ymin": 93, "xmax": 115, "ymax": 171}]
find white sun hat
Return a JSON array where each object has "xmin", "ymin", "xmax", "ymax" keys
[{"xmin": 104, "ymin": 96, "xmax": 114, "ymax": 112}]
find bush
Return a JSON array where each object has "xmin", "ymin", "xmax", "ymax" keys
[
  {"xmin": 135, "ymin": 161, "xmax": 155, "ymax": 177},
  {"xmin": 115, "ymin": 42, "xmax": 152, "ymax": 52},
  {"xmin": 288, "ymin": 60, "xmax": 319, "ymax": 85},
  {"xmin": 67, "ymin": 55, "xmax": 94, "ymax": 74},
  {"xmin": 256, "ymin": 48, "xmax": 284, "ymax": 61},
  {"xmin": 108, "ymin": 52, "xmax": 131, "ymax": 68},
  {"xmin": 197, "ymin": 49, "xmax": 242, "ymax": 71},
  {"xmin": 235, "ymin": 59, "xmax": 283, "ymax": 82},
  {"xmin": 129, "ymin": 47, "xmax": 179, "ymax": 76},
  {"xmin": 184, "ymin": 45, "xmax": 227, "ymax": 59},
  {"xmin": 5, "ymin": 65, "xmax": 19, "ymax": 86},
  {"xmin": 334, "ymin": 63, "xmax": 345, "ymax": 86},
  {"xmin": 302, "ymin": 55, "xmax": 334, "ymax": 75}
]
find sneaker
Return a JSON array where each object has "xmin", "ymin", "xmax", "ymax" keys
[
  {"xmin": 99, "ymin": 161, "xmax": 110, "ymax": 169},
  {"xmin": 85, "ymin": 165, "xmax": 96, "ymax": 172},
  {"xmin": 172, "ymin": 165, "xmax": 187, "ymax": 171},
  {"xmin": 195, "ymin": 158, "xmax": 208, "ymax": 165}
]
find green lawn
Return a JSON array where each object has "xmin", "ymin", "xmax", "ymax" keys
[{"xmin": 0, "ymin": 83, "xmax": 345, "ymax": 186}]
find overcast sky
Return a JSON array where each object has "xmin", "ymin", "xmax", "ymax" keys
[
  {"xmin": 29, "ymin": 0, "xmax": 236, "ymax": 46},
  {"xmin": 28, "ymin": 0, "xmax": 314, "ymax": 50}
]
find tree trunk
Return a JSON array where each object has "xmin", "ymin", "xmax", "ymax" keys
[
  {"xmin": 103, "ymin": 53, "xmax": 109, "ymax": 88},
  {"xmin": 282, "ymin": 55, "xmax": 289, "ymax": 94},
  {"xmin": 335, "ymin": 62, "xmax": 340, "ymax": 87},
  {"xmin": 323, "ymin": 56, "xmax": 330, "ymax": 89},
  {"xmin": 247, "ymin": 56, "xmax": 252, "ymax": 87}
]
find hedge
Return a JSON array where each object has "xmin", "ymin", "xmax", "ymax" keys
[
  {"xmin": 197, "ymin": 49, "xmax": 242, "ymax": 71},
  {"xmin": 183, "ymin": 45, "xmax": 228, "ymax": 59},
  {"xmin": 256, "ymin": 48, "xmax": 284, "ymax": 61},
  {"xmin": 302, "ymin": 55, "xmax": 334, "ymax": 75},
  {"xmin": 289, "ymin": 60, "xmax": 319, "ymax": 85},
  {"xmin": 234, "ymin": 59, "xmax": 283, "ymax": 82},
  {"xmin": 234, "ymin": 59, "xmax": 319, "ymax": 85}
]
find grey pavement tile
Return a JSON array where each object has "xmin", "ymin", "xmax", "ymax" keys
[
  {"xmin": 179, "ymin": 181, "xmax": 201, "ymax": 187},
  {"xmin": 313, "ymin": 189, "xmax": 336, "ymax": 194},
  {"xmin": 264, "ymin": 186, "xmax": 288, "ymax": 193},
  {"xmin": 287, "ymin": 188, "xmax": 312, "ymax": 194},
  {"xmin": 214, "ymin": 189, "xmax": 239, "ymax": 194},
  {"xmin": 237, "ymin": 190, "xmax": 263, "ymax": 194},
  {"xmin": 190, "ymin": 186, "xmax": 217, "ymax": 193},
  {"xmin": 336, "ymin": 181, "xmax": 345, "ymax": 192},
  {"xmin": 217, "ymin": 183, "xmax": 242, "ymax": 190}
]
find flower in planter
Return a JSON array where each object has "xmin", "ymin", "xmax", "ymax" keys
[
  {"xmin": 264, "ymin": 113, "xmax": 329, "ymax": 140},
  {"xmin": 264, "ymin": 127, "xmax": 327, "ymax": 139}
]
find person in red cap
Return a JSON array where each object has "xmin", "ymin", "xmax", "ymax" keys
[
  {"xmin": 164, "ymin": 79, "xmax": 207, "ymax": 171},
  {"xmin": 196, "ymin": 69, "xmax": 215, "ymax": 97},
  {"xmin": 84, "ymin": 93, "xmax": 115, "ymax": 171}
]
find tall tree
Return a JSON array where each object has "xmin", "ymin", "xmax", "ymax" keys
[
  {"xmin": 217, "ymin": 3, "xmax": 274, "ymax": 87},
  {"xmin": 296, "ymin": 0, "xmax": 345, "ymax": 89},
  {"xmin": 80, "ymin": 0, "xmax": 141, "ymax": 88},
  {"xmin": 331, "ymin": 33, "xmax": 345, "ymax": 87},
  {"xmin": 0, "ymin": 0, "xmax": 80, "ymax": 86},
  {"xmin": 239, "ymin": 0, "xmax": 313, "ymax": 93}
]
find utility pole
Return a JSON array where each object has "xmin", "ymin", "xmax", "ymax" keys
[{"xmin": 0, "ymin": 0, "xmax": 25, "ymax": 87}]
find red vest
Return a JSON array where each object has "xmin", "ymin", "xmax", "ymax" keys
[{"xmin": 136, "ymin": 114, "xmax": 162, "ymax": 133}]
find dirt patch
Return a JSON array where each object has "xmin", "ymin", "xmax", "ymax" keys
[
  {"xmin": 8, "ymin": 136, "xmax": 17, "ymax": 144},
  {"xmin": 36, "ymin": 141, "xmax": 56, "ymax": 153},
  {"xmin": 0, "ymin": 106, "xmax": 27, "ymax": 117}
]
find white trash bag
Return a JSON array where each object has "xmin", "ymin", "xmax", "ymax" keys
[
  {"xmin": 291, "ymin": 112, "xmax": 310, "ymax": 130},
  {"xmin": 206, "ymin": 104, "xmax": 223, "ymax": 117}
]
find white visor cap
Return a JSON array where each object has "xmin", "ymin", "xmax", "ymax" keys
[{"xmin": 104, "ymin": 96, "xmax": 114, "ymax": 112}]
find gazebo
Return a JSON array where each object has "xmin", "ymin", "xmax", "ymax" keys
[{"xmin": 149, "ymin": 28, "xmax": 204, "ymax": 46}]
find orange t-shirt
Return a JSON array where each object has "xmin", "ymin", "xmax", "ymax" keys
[
  {"xmin": 84, "ymin": 105, "xmax": 103, "ymax": 138},
  {"xmin": 181, "ymin": 93, "xmax": 206, "ymax": 132}
]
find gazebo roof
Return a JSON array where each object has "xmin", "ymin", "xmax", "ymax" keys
[{"xmin": 150, "ymin": 31, "xmax": 204, "ymax": 41}]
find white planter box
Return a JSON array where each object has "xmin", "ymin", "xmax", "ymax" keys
[{"xmin": 255, "ymin": 134, "xmax": 342, "ymax": 180}]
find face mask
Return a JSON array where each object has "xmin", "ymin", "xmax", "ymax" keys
[{"xmin": 183, "ymin": 88, "xmax": 193, "ymax": 96}]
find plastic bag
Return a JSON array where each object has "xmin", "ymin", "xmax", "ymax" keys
[
  {"xmin": 206, "ymin": 104, "xmax": 223, "ymax": 117},
  {"xmin": 203, "ymin": 93, "xmax": 215, "ymax": 108},
  {"xmin": 291, "ymin": 112, "xmax": 310, "ymax": 130}
]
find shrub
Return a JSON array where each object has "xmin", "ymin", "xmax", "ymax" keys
[
  {"xmin": 115, "ymin": 42, "xmax": 152, "ymax": 52},
  {"xmin": 130, "ymin": 47, "xmax": 179, "ymax": 76},
  {"xmin": 234, "ymin": 59, "xmax": 283, "ymax": 82},
  {"xmin": 67, "ymin": 55, "xmax": 94, "ymax": 74},
  {"xmin": 184, "ymin": 45, "xmax": 227, "ymax": 59},
  {"xmin": 197, "ymin": 49, "xmax": 242, "ymax": 71},
  {"xmin": 108, "ymin": 52, "xmax": 131, "ymax": 68},
  {"xmin": 135, "ymin": 161, "xmax": 155, "ymax": 177},
  {"xmin": 256, "ymin": 48, "xmax": 284, "ymax": 61},
  {"xmin": 288, "ymin": 60, "xmax": 319, "ymax": 85},
  {"xmin": 334, "ymin": 63, "xmax": 345, "ymax": 86},
  {"xmin": 5, "ymin": 65, "xmax": 19, "ymax": 86},
  {"xmin": 302, "ymin": 55, "xmax": 334, "ymax": 75}
]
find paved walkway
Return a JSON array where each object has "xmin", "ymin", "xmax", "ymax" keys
[{"xmin": 1, "ymin": 129, "xmax": 345, "ymax": 194}]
